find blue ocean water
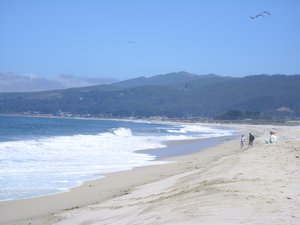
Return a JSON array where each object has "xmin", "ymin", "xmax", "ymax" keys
[{"xmin": 0, "ymin": 115, "xmax": 234, "ymax": 201}]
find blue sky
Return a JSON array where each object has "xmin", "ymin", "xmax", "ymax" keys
[{"xmin": 0, "ymin": 0, "xmax": 299, "ymax": 80}]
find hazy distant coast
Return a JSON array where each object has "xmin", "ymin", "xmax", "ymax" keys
[{"xmin": 1, "ymin": 73, "xmax": 300, "ymax": 121}]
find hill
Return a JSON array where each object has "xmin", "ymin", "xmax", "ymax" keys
[
  {"xmin": 0, "ymin": 73, "xmax": 299, "ymax": 120},
  {"xmin": 112, "ymin": 71, "xmax": 203, "ymax": 88}
]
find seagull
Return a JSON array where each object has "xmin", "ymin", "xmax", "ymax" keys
[
  {"xmin": 249, "ymin": 11, "xmax": 271, "ymax": 19},
  {"xmin": 262, "ymin": 11, "xmax": 271, "ymax": 16}
]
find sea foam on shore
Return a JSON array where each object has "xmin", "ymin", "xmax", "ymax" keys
[{"xmin": 0, "ymin": 116, "xmax": 234, "ymax": 201}]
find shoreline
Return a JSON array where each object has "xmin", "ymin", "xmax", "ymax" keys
[
  {"xmin": 1, "ymin": 123, "xmax": 299, "ymax": 225},
  {"xmin": 140, "ymin": 135, "xmax": 237, "ymax": 160},
  {"xmin": 0, "ymin": 119, "xmax": 235, "ymax": 202},
  {"xmin": 0, "ymin": 129, "xmax": 239, "ymax": 225},
  {"xmin": 1, "ymin": 113, "xmax": 300, "ymax": 126},
  {"xmin": 0, "ymin": 135, "xmax": 234, "ymax": 202}
]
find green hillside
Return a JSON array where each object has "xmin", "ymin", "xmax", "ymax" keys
[{"xmin": 0, "ymin": 73, "xmax": 299, "ymax": 120}]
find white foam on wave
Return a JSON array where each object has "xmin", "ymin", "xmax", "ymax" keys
[
  {"xmin": 0, "ymin": 127, "xmax": 169, "ymax": 200},
  {"xmin": 111, "ymin": 127, "xmax": 133, "ymax": 137},
  {"xmin": 166, "ymin": 124, "xmax": 233, "ymax": 137},
  {"xmin": 0, "ymin": 124, "xmax": 234, "ymax": 200}
]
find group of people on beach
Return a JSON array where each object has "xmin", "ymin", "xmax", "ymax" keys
[
  {"xmin": 240, "ymin": 133, "xmax": 255, "ymax": 150},
  {"xmin": 240, "ymin": 130, "xmax": 278, "ymax": 150}
]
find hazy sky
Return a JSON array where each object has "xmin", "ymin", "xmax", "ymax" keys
[{"xmin": 0, "ymin": 0, "xmax": 299, "ymax": 80}]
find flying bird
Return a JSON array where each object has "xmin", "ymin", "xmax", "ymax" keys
[
  {"xmin": 128, "ymin": 41, "xmax": 136, "ymax": 44},
  {"xmin": 249, "ymin": 11, "xmax": 271, "ymax": 19}
]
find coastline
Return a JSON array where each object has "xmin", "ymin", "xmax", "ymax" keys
[
  {"xmin": 140, "ymin": 135, "xmax": 236, "ymax": 160},
  {"xmin": 2, "ymin": 113, "xmax": 299, "ymax": 126},
  {"xmin": 1, "ymin": 123, "xmax": 299, "ymax": 225},
  {"xmin": 0, "ymin": 125, "xmax": 236, "ymax": 225},
  {"xmin": 0, "ymin": 115, "xmax": 235, "ymax": 202}
]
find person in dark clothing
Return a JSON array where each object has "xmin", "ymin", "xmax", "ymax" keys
[{"xmin": 249, "ymin": 133, "xmax": 255, "ymax": 147}]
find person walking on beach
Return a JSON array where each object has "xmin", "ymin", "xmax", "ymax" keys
[
  {"xmin": 249, "ymin": 133, "xmax": 255, "ymax": 147},
  {"xmin": 240, "ymin": 134, "xmax": 246, "ymax": 150}
]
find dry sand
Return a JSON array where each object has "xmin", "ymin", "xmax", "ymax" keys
[{"xmin": 1, "ymin": 124, "xmax": 299, "ymax": 225}]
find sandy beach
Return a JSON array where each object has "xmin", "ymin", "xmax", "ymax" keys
[{"xmin": 1, "ymin": 123, "xmax": 299, "ymax": 225}]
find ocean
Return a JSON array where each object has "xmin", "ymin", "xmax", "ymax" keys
[{"xmin": 0, "ymin": 115, "xmax": 234, "ymax": 201}]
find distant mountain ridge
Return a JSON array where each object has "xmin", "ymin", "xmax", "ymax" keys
[
  {"xmin": 0, "ymin": 72, "xmax": 299, "ymax": 119},
  {"xmin": 112, "ymin": 71, "xmax": 204, "ymax": 88}
]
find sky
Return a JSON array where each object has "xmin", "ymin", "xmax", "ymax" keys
[{"xmin": 0, "ymin": 0, "xmax": 299, "ymax": 80}]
